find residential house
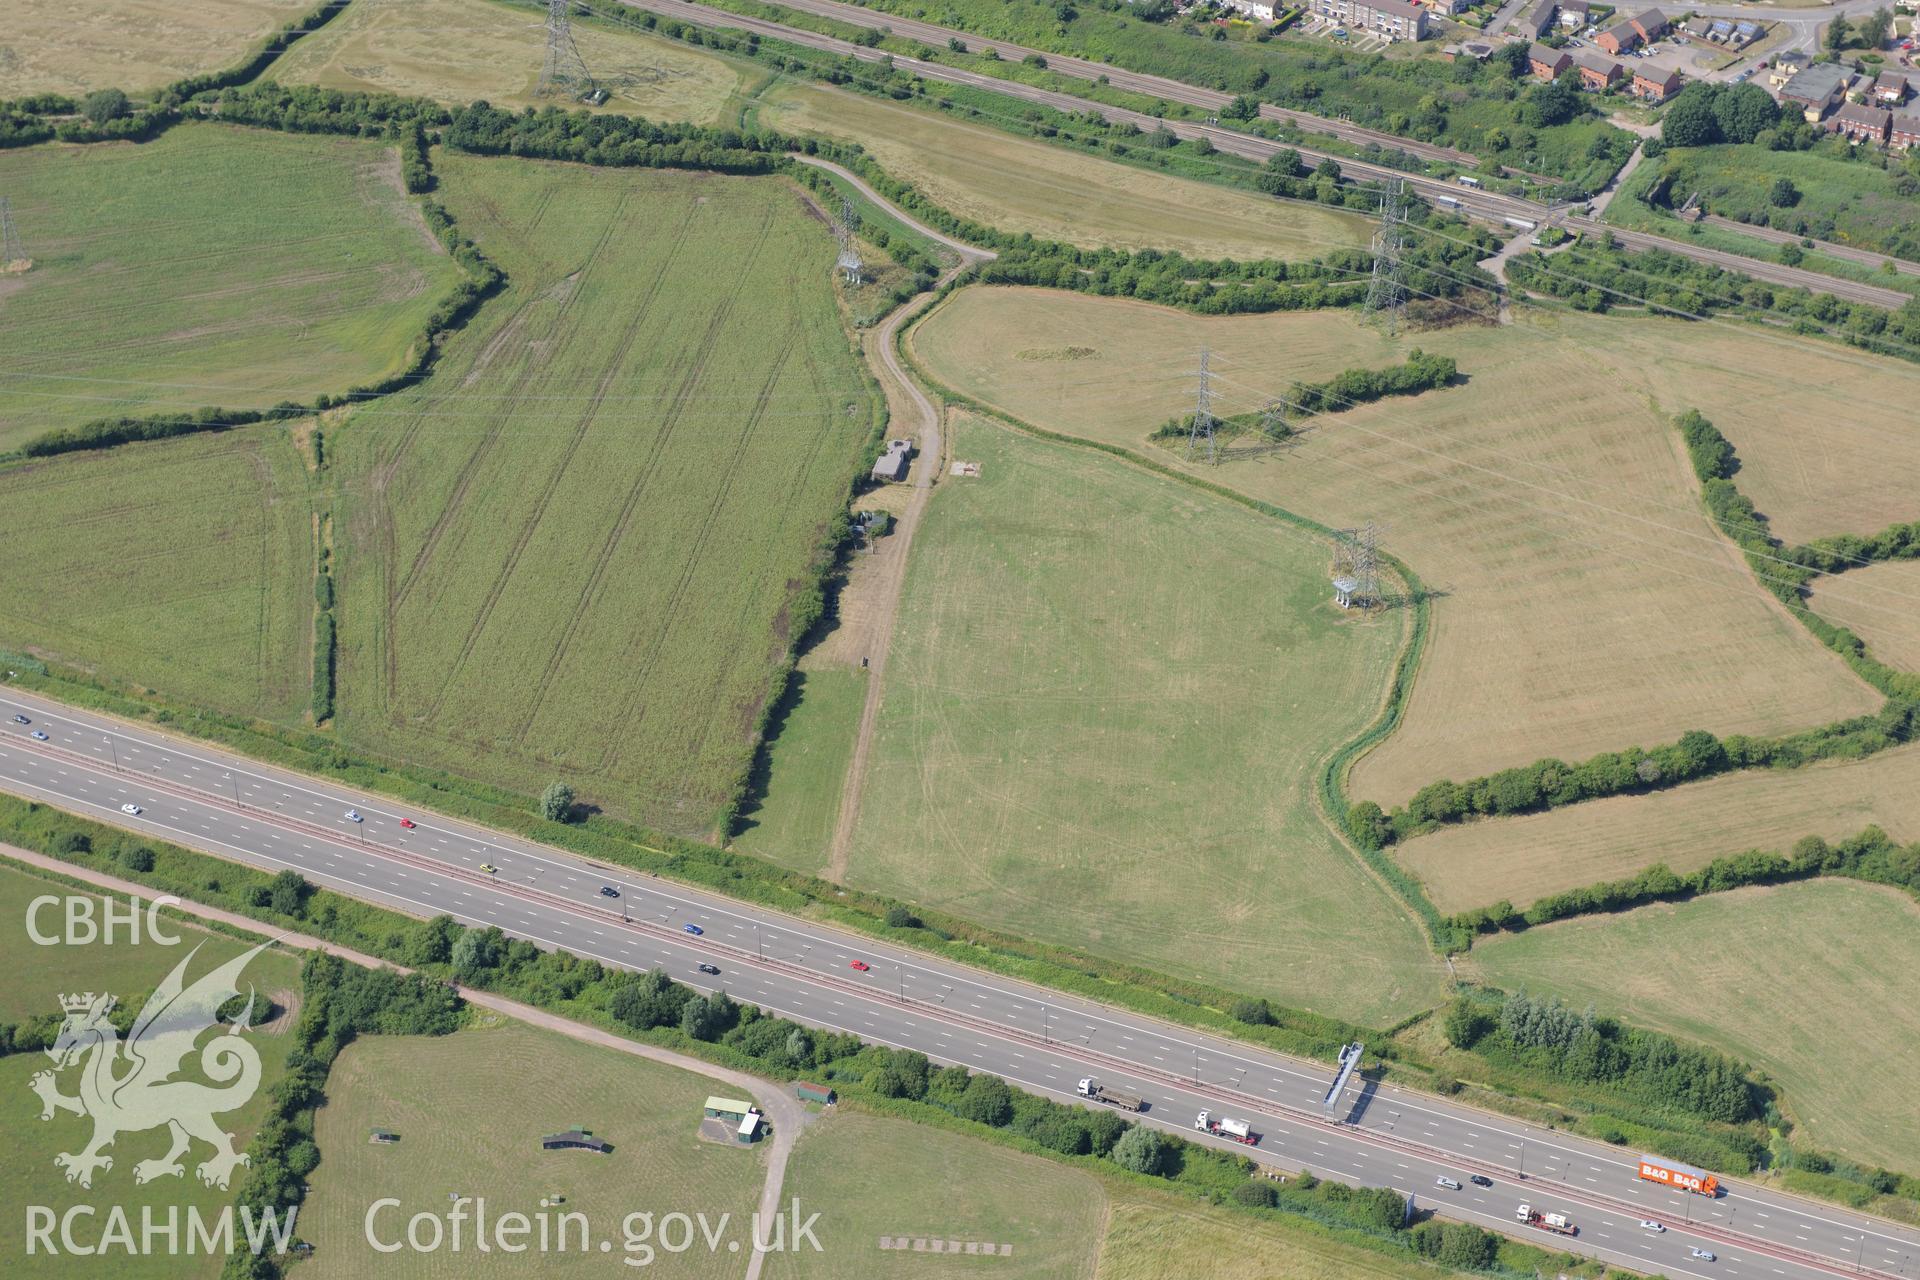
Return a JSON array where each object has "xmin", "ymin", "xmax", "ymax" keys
[
  {"xmin": 1423, "ymin": 0, "xmax": 1472, "ymax": 14},
  {"xmin": 1827, "ymin": 102, "xmax": 1892, "ymax": 144},
  {"xmin": 1309, "ymin": 0, "xmax": 1429, "ymax": 39},
  {"xmin": 1767, "ymin": 49, "xmax": 1812, "ymax": 90},
  {"xmin": 1874, "ymin": 70, "xmax": 1909, "ymax": 106},
  {"xmin": 1224, "ymin": 0, "xmax": 1279, "ymax": 19},
  {"xmin": 1703, "ymin": 18, "xmax": 1734, "ymax": 42},
  {"xmin": 1596, "ymin": 20, "xmax": 1642, "ymax": 54},
  {"xmin": 1779, "ymin": 62, "xmax": 1851, "ymax": 121},
  {"xmin": 1572, "ymin": 48, "xmax": 1625, "ymax": 89},
  {"xmin": 1529, "ymin": 42, "xmax": 1574, "ymax": 80},
  {"xmin": 1557, "ymin": 0, "xmax": 1589, "ymax": 28},
  {"xmin": 1731, "ymin": 20, "xmax": 1762, "ymax": 45},
  {"xmin": 1631, "ymin": 66, "xmax": 1683, "ymax": 101},
  {"xmin": 1520, "ymin": 0, "xmax": 1558, "ymax": 37},
  {"xmin": 1891, "ymin": 113, "xmax": 1920, "ymax": 150},
  {"xmin": 1629, "ymin": 9, "xmax": 1668, "ymax": 41}
]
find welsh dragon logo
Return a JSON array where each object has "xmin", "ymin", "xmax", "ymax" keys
[{"xmin": 30, "ymin": 939, "xmax": 272, "ymax": 1191}]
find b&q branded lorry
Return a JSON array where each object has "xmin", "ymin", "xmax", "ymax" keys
[{"xmin": 1638, "ymin": 1155, "xmax": 1721, "ymax": 1196}]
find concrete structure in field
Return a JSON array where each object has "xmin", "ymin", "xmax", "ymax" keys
[
  {"xmin": 1572, "ymin": 48, "xmax": 1626, "ymax": 89},
  {"xmin": 1780, "ymin": 62, "xmax": 1850, "ymax": 120},
  {"xmin": 1530, "ymin": 42, "xmax": 1573, "ymax": 80},
  {"xmin": 1332, "ymin": 576, "xmax": 1360, "ymax": 609},
  {"xmin": 871, "ymin": 437, "xmax": 913, "ymax": 483},
  {"xmin": 1631, "ymin": 66, "xmax": 1683, "ymax": 101},
  {"xmin": 541, "ymin": 1128, "xmax": 610, "ymax": 1152},
  {"xmin": 1309, "ymin": 0, "xmax": 1429, "ymax": 40},
  {"xmin": 1827, "ymin": 102, "xmax": 1893, "ymax": 144}
]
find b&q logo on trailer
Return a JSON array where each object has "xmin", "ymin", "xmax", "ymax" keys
[{"xmin": 1637, "ymin": 1156, "xmax": 1721, "ymax": 1196}]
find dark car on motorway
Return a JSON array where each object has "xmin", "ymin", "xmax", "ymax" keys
[
  {"xmin": 698, "ymin": 963, "xmax": 721, "ymax": 976},
  {"xmin": 11, "ymin": 714, "xmax": 28, "ymax": 725},
  {"xmin": 1470, "ymin": 1175, "xmax": 1494, "ymax": 1188},
  {"xmin": 599, "ymin": 885, "xmax": 619, "ymax": 898},
  {"xmin": 683, "ymin": 923, "xmax": 703, "ymax": 936}
]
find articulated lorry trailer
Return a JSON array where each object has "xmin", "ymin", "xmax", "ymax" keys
[
  {"xmin": 1637, "ymin": 1155, "xmax": 1721, "ymax": 1196},
  {"xmin": 1076, "ymin": 1078, "xmax": 1144, "ymax": 1112},
  {"xmin": 1195, "ymin": 1110, "xmax": 1258, "ymax": 1145},
  {"xmin": 1516, "ymin": 1205, "xmax": 1577, "ymax": 1236}
]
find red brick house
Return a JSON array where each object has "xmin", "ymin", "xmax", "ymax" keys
[
  {"xmin": 1573, "ymin": 49, "xmax": 1626, "ymax": 89},
  {"xmin": 1827, "ymin": 102, "xmax": 1892, "ymax": 144},
  {"xmin": 1529, "ymin": 43, "xmax": 1573, "ymax": 80},
  {"xmin": 1631, "ymin": 67, "xmax": 1683, "ymax": 101},
  {"xmin": 1596, "ymin": 20, "xmax": 1641, "ymax": 53},
  {"xmin": 1892, "ymin": 113, "xmax": 1920, "ymax": 150},
  {"xmin": 1629, "ymin": 9, "xmax": 1668, "ymax": 41}
]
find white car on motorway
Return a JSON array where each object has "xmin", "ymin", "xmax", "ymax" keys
[
  {"xmin": 345, "ymin": 808, "xmax": 363, "ymax": 823},
  {"xmin": 120, "ymin": 803, "xmax": 143, "ymax": 815},
  {"xmin": 1639, "ymin": 1219, "xmax": 1665, "ymax": 1232}
]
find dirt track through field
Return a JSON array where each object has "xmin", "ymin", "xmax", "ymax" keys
[{"xmin": 815, "ymin": 164, "xmax": 995, "ymax": 883}]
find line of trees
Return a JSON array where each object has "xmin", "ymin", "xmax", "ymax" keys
[
  {"xmin": 1284, "ymin": 349, "xmax": 1459, "ymax": 415},
  {"xmin": 1451, "ymin": 824, "xmax": 1920, "ymax": 936}
]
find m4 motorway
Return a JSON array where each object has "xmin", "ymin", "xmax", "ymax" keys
[{"xmin": 1, "ymin": 689, "xmax": 1916, "ymax": 1280}]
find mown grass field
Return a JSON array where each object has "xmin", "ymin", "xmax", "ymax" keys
[
  {"xmin": 1638, "ymin": 143, "xmax": 1920, "ymax": 263},
  {"xmin": 303, "ymin": 1020, "xmax": 764, "ymax": 1279},
  {"xmin": 3, "ymin": 0, "xmax": 307, "ymax": 96},
  {"xmin": 760, "ymin": 1111, "xmax": 1104, "ymax": 1280},
  {"xmin": 910, "ymin": 288, "xmax": 1881, "ymax": 810},
  {"xmin": 1467, "ymin": 880, "xmax": 1920, "ymax": 1172},
  {"xmin": 0, "ymin": 427, "xmax": 314, "ymax": 721},
  {"xmin": 271, "ymin": 0, "xmax": 749, "ymax": 124},
  {"xmin": 1808, "ymin": 560, "xmax": 1920, "ymax": 675},
  {"xmin": 331, "ymin": 153, "xmax": 875, "ymax": 836},
  {"xmin": 0, "ymin": 861, "xmax": 304, "ymax": 1279},
  {"xmin": 836, "ymin": 413, "xmax": 1438, "ymax": 1023},
  {"xmin": 731, "ymin": 667, "xmax": 866, "ymax": 867},
  {"xmin": 1396, "ymin": 742, "xmax": 1920, "ymax": 913},
  {"xmin": 0, "ymin": 125, "xmax": 462, "ymax": 452},
  {"xmin": 757, "ymin": 80, "xmax": 1374, "ymax": 261}
]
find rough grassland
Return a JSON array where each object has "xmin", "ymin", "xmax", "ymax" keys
[
  {"xmin": 1098, "ymin": 1184, "xmax": 1469, "ymax": 1280},
  {"xmin": 911, "ymin": 289, "xmax": 1880, "ymax": 809},
  {"xmin": 331, "ymin": 153, "xmax": 873, "ymax": 836},
  {"xmin": 2, "ymin": 0, "xmax": 309, "ymax": 96},
  {"xmin": 761, "ymin": 1111, "xmax": 1103, "ymax": 1279},
  {"xmin": 731, "ymin": 667, "xmax": 866, "ymax": 866},
  {"xmin": 271, "ymin": 0, "xmax": 749, "ymax": 124},
  {"xmin": 0, "ymin": 428, "xmax": 313, "ymax": 722},
  {"xmin": 839, "ymin": 413, "xmax": 1438, "ymax": 1023},
  {"xmin": 1467, "ymin": 880, "xmax": 1920, "ymax": 1172},
  {"xmin": 1808, "ymin": 560, "xmax": 1920, "ymax": 676},
  {"xmin": 0, "ymin": 125, "xmax": 461, "ymax": 452},
  {"xmin": 1396, "ymin": 742, "xmax": 1920, "ymax": 913},
  {"xmin": 758, "ymin": 81, "xmax": 1374, "ymax": 262},
  {"xmin": 0, "ymin": 861, "xmax": 303, "ymax": 1279},
  {"xmin": 303, "ymin": 1020, "xmax": 763, "ymax": 1279}
]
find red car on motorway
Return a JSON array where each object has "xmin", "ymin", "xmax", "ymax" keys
[
  {"xmin": 849, "ymin": 960, "xmax": 871, "ymax": 972},
  {"xmin": 399, "ymin": 817, "xmax": 416, "ymax": 829}
]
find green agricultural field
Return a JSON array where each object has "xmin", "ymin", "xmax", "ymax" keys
[
  {"xmin": 330, "ymin": 152, "xmax": 875, "ymax": 836},
  {"xmin": 4, "ymin": 0, "xmax": 309, "ymax": 97},
  {"xmin": 0, "ymin": 426, "xmax": 314, "ymax": 721},
  {"xmin": 302, "ymin": 1020, "xmax": 764, "ymax": 1279},
  {"xmin": 760, "ymin": 1111, "xmax": 1104, "ymax": 1280},
  {"xmin": 0, "ymin": 125, "xmax": 463, "ymax": 453},
  {"xmin": 1468, "ymin": 880, "xmax": 1920, "ymax": 1172},
  {"xmin": 732, "ymin": 668, "xmax": 866, "ymax": 866},
  {"xmin": 1636, "ymin": 143, "xmax": 1920, "ymax": 262},
  {"xmin": 833, "ymin": 413, "xmax": 1439, "ymax": 1023},
  {"xmin": 757, "ymin": 81, "xmax": 1374, "ymax": 262},
  {"xmin": 271, "ymin": 0, "xmax": 750, "ymax": 124},
  {"xmin": 0, "ymin": 861, "xmax": 304, "ymax": 1280}
]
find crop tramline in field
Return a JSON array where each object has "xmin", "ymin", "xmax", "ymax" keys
[
  {"xmin": 331, "ymin": 155, "xmax": 875, "ymax": 836},
  {"xmin": 911, "ymin": 289, "xmax": 1883, "ymax": 809},
  {"xmin": 5, "ymin": 0, "xmax": 311, "ymax": 97},
  {"xmin": 0, "ymin": 126, "xmax": 462, "ymax": 453}
]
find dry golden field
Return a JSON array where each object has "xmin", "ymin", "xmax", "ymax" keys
[
  {"xmin": 271, "ymin": 0, "xmax": 748, "ymax": 124},
  {"xmin": 910, "ymin": 289, "xmax": 1880, "ymax": 808},
  {"xmin": 3, "ymin": 0, "xmax": 309, "ymax": 96},
  {"xmin": 1467, "ymin": 880, "xmax": 1920, "ymax": 1172},
  {"xmin": 1807, "ymin": 559, "xmax": 1920, "ymax": 675},
  {"xmin": 1396, "ymin": 742, "xmax": 1920, "ymax": 912},
  {"xmin": 758, "ymin": 81, "xmax": 1374, "ymax": 261}
]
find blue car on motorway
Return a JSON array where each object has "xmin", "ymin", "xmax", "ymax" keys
[
  {"xmin": 31, "ymin": 730, "xmax": 48, "ymax": 741},
  {"xmin": 11, "ymin": 714, "xmax": 28, "ymax": 725},
  {"xmin": 683, "ymin": 923, "xmax": 703, "ymax": 936}
]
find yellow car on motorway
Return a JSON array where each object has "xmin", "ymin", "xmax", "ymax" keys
[{"xmin": 479, "ymin": 862, "xmax": 497, "ymax": 874}]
